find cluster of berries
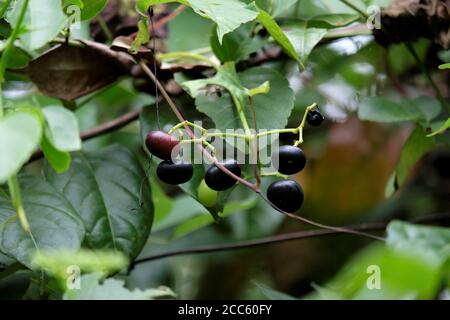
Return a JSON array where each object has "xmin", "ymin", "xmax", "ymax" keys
[{"xmin": 145, "ymin": 110, "xmax": 324, "ymax": 213}]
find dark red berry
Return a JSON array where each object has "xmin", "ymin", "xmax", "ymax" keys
[
  {"xmin": 205, "ymin": 159, "xmax": 241, "ymax": 191},
  {"xmin": 267, "ymin": 180, "xmax": 304, "ymax": 213},
  {"xmin": 145, "ymin": 131, "xmax": 179, "ymax": 160},
  {"xmin": 307, "ymin": 110, "xmax": 324, "ymax": 127},
  {"xmin": 157, "ymin": 160, "xmax": 193, "ymax": 185},
  {"xmin": 272, "ymin": 145, "xmax": 306, "ymax": 175}
]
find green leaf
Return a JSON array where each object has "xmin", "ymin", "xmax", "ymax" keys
[
  {"xmin": 310, "ymin": 243, "xmax": 443, "ymax": 300},
  {"xmin": 358, "ymin": 96, "xmax": 441, "ymax": 124},
  {"xmin": 189, "ymin": 0, "xmax": 259, "ymax": 44},
  {"xmin": 188, "ymin": 65, "xmax": 294, "ymax": 131},
  {"xmin": 427, "ymin": 118, "xmax": 450, "ymax": 137},
  {"xmin": 387, "ymin": 221, "xmax": 450, "ymax": 265},
  {"xmin": 257, "ymin": 8, "xmax": 304, "ymax": 69},
  {"xmin": 130, "ymin": 16, "xmax": 150, "ymax": 54},
  {"xmin": 8, "ymin": 0, "xmax": 67, "ymax": 51},
  {"xmin": 283, "ymin": 21, "xmax": 327, "ymax": 62},
  {"xmin": 210, "ymin": 23, "xmax": 265, "ymax": 63},
  {"xmin": 0, "ymin": 110, "xmax": 42, "ymax": 183},
  {"xmin": 397, "ymin": 127, "xmax": 436, "ymax": 185},
  {"xmin": 78, "ymin": 0, "xmax": 107, "ymax": 21},
  {"xmin": 167, "ymin": 6, "xmax": 212, "ymax": 52},
  {"xmin": 63, "ymin": 272, "xmax": 175, "ymax": 300},
  {"xmin": 43, "ymin": 106, "xmax": 82, "ymax": 152},
  {"xmin": 33, "ymin": 249, "xmax": 129, "ymax": 283},
  {"xmin": 40, "ymin": 134, "xmax": 71, "ymax": 174},
  {"xmin": 0, "ymin": 41, "xmax": 29, "ymax": 69},
  {"xmin": 0, "ymin": 175, "xmax": 85, "ymax": 268},
  {"xmin": 439, "ymin": 63, "xmax": 450, "ymax": 70},
  {"xmin": 44, "ymin": 145, "xmax": 153, "ymax": 260}
]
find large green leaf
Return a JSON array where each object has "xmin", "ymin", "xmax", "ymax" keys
[
  {"xmin": 0, "ymin": 110, "xmax": 43, "ymax": 183},
  {"xmin": 387, "ymin": 221, "xmax": 450, "ymax": 265},
  {"xmin": 44, "ymin": 145, "xmax": 153, "ymax": 259},
  {"xmin": 257, "ymin": 8, "xmax": 304, "ymax": 69},
  {"xmin": 43, "ymin": 106, "xmax": 81, "ymax": 152},
  {"xmin": 185, "ymin": 65, "xmax": 294, "ymax": 131},
  {"xmin": 0, "ymin": 175, "xmax": 85, "ymax": 268},
  {"xmin": 283, "ymin": 21, "xmax": 327, "ymax": 62},
  {"xmin": 188, "ymin": 0, "xmax": 259, "ymax": 44},
  {"xmin": 8, "ymin": 0, "xmax": 67, "ymax": 51},
  {"xmin": 137, "ymin": 0, "xmax": 258, "ymax": 44},
  {"xmin": 78, "ymin": 0, "xmax": 108, "ymax": 21},
  {"xmin": 309, "ymin": 243, "xmax": 443, "ymax": 300},
  {"xmin": 40, "ymin": 135, "xmax": 72, "ymax": 174},
  {"xmin": 63, "ymin": 272, "xmax": 175, "ymax": 300},
  {"xmin": 358, "ymin": 96, "xmax": 441, "ymax": 124},
  {"xmin": 210, "ymin": 23, "xmax": 265, "ymax": 63}
]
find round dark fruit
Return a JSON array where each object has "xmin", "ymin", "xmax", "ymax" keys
[
  {"xmin": 267, "ymin": 180, "xmax": 304, "ymax": 213},
  {"xmin": 157, "ymin": 160, "xmax": 193, "ymax": 185},
  {"xmin": 145, "ymin": 131, "xmax": 179, "ymax": 160},
  {"xmin": 307, "ymin": 110, "xmax": 324, "ymax": 127},
  {"xmin": 272, "ymin": 145, "xmax": 306, "ymax": 175},
  {"xmin": 205, "ymin": 159, "xmax": 242, "ymax": 191}
]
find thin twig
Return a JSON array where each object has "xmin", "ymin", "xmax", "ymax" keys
[{"xmin": 132, "ymin": 212, "xmax": 450, "ymax": 265}]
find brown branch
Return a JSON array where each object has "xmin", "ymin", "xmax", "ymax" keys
[
  {"xmin": 132, "ymin": 212, "xmax": 450, "ymax": 265},
  {"xmin": 28, "ymin": 109, "xmax": 142, "ymax": 163}
]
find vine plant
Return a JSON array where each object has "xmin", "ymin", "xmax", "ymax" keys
[{"xmin": 0, "ymin": 0, "xmax": 449, "ymax": 300}]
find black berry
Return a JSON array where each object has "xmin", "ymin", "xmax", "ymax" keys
[
  {"xmin": 157, "ymin": 160, "xmax": 193, "ymax": 185},
  {"xmin": 307, "ymin": 110, "xmax": 324, "ymax": 127},
  {"xmin": 272, "ymin": 145, "xmax": 306, "ymax": 175},
  {"xmin": 205, "ymin": 159, "xmax": 242, "ymax": 191},
  {"xmin": 267, "ymin": 180, "xmax": 304, "ymax": 213},
  {"xmin": 145, "ymin": 131, "xmax": 179, "ymax": 160}
]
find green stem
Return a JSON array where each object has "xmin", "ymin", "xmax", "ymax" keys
[
  {"xmin": 0, "ymin": 0, "xmax": 12, "ymax": 19},
  {"xmin": 8, "ymin": 175, "xmax": 30, "ymax": 233},
  {"xmin": 405, "ymin": 42, "xmax": 450, "ymax": 115},
  {"xmin": 96, "ymin": 15, "xmax": 113, "ymax": 43},
  {"xmin": 0, "ymin": 0, "xmax": 29, "ymax": 119}
]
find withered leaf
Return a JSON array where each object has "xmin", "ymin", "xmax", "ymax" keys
[{"xmin": 27, "ymin": 42, "xmax": 134, "ymax": 100}]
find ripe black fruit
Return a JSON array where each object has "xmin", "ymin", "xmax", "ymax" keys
[
  {"xmin": 145, "ymin": 131, "xmax": 179, "ymax": 160},
  {"xmin": 272, "ymin": 145, "xmax": 306, "ymax": 175},
  {"xmin": 205, "ymin": 159, "xmax": 242, "ymax": 191},
  {"xmin": 267, "ymin": 180, "xmax": 304, "ymax": 213},
  {"xmin": 157, "ymin": 160, "xmax": 193, "ymax": 185},
  {"xmin": 307, "ymin": 110, "xmax": 324, "ymax": 127}
]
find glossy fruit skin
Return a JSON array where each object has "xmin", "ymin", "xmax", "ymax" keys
[
  {"xmin": 198, "ymin": 179, "xmax": 218, "ymax": 207},
  {"xmin": 157, "ymin": 160, "xmax": 193, "ymax": 185},
  {"xmin": 205, "ymin": 159, "xmax": 242, "ymax": 191},
  {"xmin": 267, "ymin": 180, "xmax": 304, "ymax": 213},
  {"xmin": 272, "ymin": 145, "xmax": 306, "ymax": 175},
  {"xmin": 145, "ymin": 131, "xmax": 179, "ymax": 160},
  {"xmin": 307, "ymin": 110, "xmax": 324, "ymax": 127}
]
